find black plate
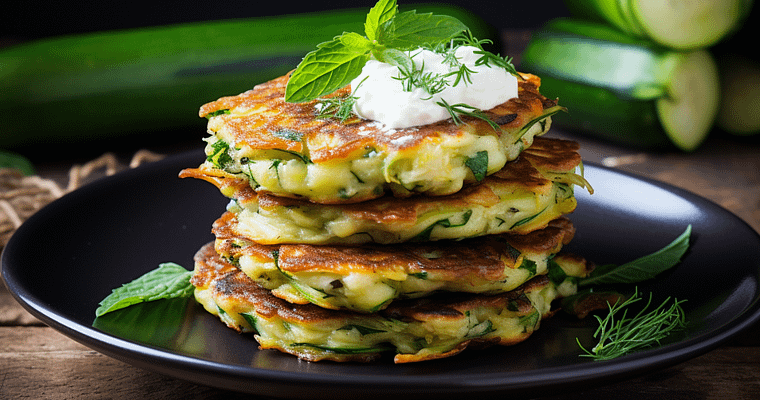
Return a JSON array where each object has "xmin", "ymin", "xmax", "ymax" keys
[{"xmin": 3, "ymin": 150, "xmax": 760, "ymax": 399}]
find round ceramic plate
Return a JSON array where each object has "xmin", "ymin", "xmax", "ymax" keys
[{"xmin": 3, "ymin": 149, "xmax": 760, "ymax": 399}]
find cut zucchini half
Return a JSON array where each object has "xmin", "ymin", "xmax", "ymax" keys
[
  {"xmin": 564, "ymin": 0, "xmax": 748, "ymax": 50},
  {"xmin": 656, "ymin": 50, "xmax": 720, "ymax": 150},
  {"xmin": 630, "ymin": 0, "xmax": 747, "ymax": 50},
  {"xmin": 563, "ymin": 0, "xmax": 646, "ymax": 36},
  {"xmin": 521, "ymin": 19, "xmax": 720, "ymax": 151},
  {"xmin": 523, "ymin": 22, "xmax": 677, "ymax": 100}
]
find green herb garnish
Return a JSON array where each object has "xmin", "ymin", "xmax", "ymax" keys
[
  {"xmin": 315, "ymin": 93, "xmax": 360, "ymax": 122},
  {"xmin": 579, "ymin": 225, "xmax": 691, "ymax": 288},
  {"xmin": 284, "ymin": 0, "xmax": 520, "ymax": 104},
  {"xmin": 567, "ymin": 226, "xmax": 692, "ymax": 360},
  {"xmin": 464, "ymin": 150, "xmax": 489, "ymax": 181},
  {"xmin": 95, "ymin": 263, "xmax": 193, "ymax": 317},
  {"xmin": 285, "ymin": 0, "xmax": 466, "ymax": 103},
  {"xmin": 207, "ymin": 140, "xmax": 233, "ymax": 169},
  {"xmin": 394, "ymin": 56, "xmax": 450, "ymax": 97},
  {"xmin": 451, "ymin": 31, "xmax": 520, "ymax": 76},
  {"xmin": 578, "ymin": 288, "xmax": 687, "ymax": 361},
  {"xmin": 437, "ymin": 98, "xmax": 500, "ymax": 130},
  {"xmin": 315, "ymin": 77, "xmax": 367, "ymax": 122}
]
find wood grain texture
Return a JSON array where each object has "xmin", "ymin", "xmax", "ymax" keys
[{"xmin": 0, "ymin": 326, "xmax": 758, "ymax": 400}]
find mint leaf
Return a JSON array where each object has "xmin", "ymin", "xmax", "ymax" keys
[
  {"xmin": 339, "ymin": 32, "xmax": 373, "ymax": 51},
  {"xmin": 285, "ymin": 0, "xmax": 469, "ymax": 103},
  {"xmin": 379, "ymin": 10, "xmax": 468, "ymax": 50},
  {"xmin": 373, "ymin": 47, "xmax": 413, "ymax": 71},
  {"xmin": 285, "ymin": 36, "xmax": 371, "ymax": 103},
  {"xmin": 365, "ymin": 0, "xmax": 397, "ymax": 41},
  {"xmin": 95, "ymin": 263, "xmax": 194, "ymax": 317},
  {"xmin": 579, "ymin": 225, "xmax": 692, "ymax": 287}
]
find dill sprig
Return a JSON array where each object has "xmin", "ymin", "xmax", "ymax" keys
[
  {"xmin": 436, "ymin": 98, "xmax": 500, "ymax": 130},
  {"xmin": 578, "ymin": 288, "xmax": 687, "ymax": 361},
  {"xmin": 315, "ymin": 94, "xmax": 358, "ymax": 122},
  {"xmin": 394, "ymin": 59, "xmax": 450, "ymax": 98},
  {"xmin": 314, "ymin": 78, "xmax": 367, "ymax": 122},
  {"xmin": 452, "ymin": 31, "xmax": 521, "ymax": 79}
]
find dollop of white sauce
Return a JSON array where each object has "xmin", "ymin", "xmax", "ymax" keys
[{"xmin": 350, "ymin": 46, "xmax": 518, "ymax": 129}]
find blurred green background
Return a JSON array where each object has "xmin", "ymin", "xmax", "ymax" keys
[{"xmin": 1, "ymin": 0, "xmax": 758, "ymax": 167}]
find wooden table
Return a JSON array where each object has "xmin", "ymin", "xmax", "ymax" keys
[{"xmin": 2, "ymin": 130, "xmax": 759, "ymax": 399}]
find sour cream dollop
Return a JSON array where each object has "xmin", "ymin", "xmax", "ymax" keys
[{"xmin": 350, "ymin": 46, "xmax": 518, "ymax": 129}]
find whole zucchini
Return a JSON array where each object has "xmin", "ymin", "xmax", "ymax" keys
[
  {"xmin": 0, "ymin": 4, "xmax": 495, "ymax": 148},
  {"xmin": 520, "ymin": 18, "xmax": 720, "ymax": 151}
]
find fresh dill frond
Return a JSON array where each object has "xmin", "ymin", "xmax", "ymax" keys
[
  {"xmin": 473, "ymin": 50, "xmax": 520, "ymax": 78},
  {"xmin": 453, "ymin": 30, "xmax": 521, "ymax": 79},
  {"xmin": 315, "ymin": 94, "xmax": 358, "ymax": 122},
  {"xmin": 578, "ymin": 288, "xmax": 687, "ymax": 361},
  {"xmin": 450, "ymin": 62, "xmax": 476, "ymax": 87},
  {"xmin": 435, "ymin": 45, "xmax": 475, "ymax": 87},
  {"xmin": 451, "ymin": 30, "xmax": 493, "ymax": 51},
  {"xmin": 394, "ymin": 59, "xmax": 450, "ymax": 97},
  {"xmin": 436, "ymin": 98, "xmax": 500, "ymax": 130},
  {"xmin": 315, "ymin": 77, "xmax": 367, "ymax": 122}
]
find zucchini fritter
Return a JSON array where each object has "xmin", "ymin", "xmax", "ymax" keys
[
  {"xmin": 214, "ymin": 213, "xmax": 579, "ymax": 313},
  {"xmin": 181, "ymin": 137, "xmax": 592, "ymax": 245},
  {"xmin": 193, "ymin": 72, "xmax": 561, "ymax": 204},
  {"xmin": 191, "ymin": 243, "xmax": 590, "ymax": 363}
]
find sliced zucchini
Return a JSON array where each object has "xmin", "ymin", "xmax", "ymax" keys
[
  {"xmin": 520, "ymin": 19, "xmax": 720, "ymax": 151},
  {"xmin": 563, "ymin": 0, "xmax": 748, "ymax": 50},
  {"xmin": 656, "ymin": 50, "xmax": 720, "ymax": 149}
]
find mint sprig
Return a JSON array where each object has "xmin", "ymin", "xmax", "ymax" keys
[
  {"xmin": 95, "ymin": 263, "xmax": 194, "ymax": 317},
  {"xmin": 285, "ymin": 0, "xmax": 468, "ymax": 103},
  {"xmin": 284, "ymin": 37, "xmax": 373, "ymax": 104},
  {"xmin": 578, "ymin": 225, "xmax": 692, "ymax": 288},
  {"xmin": 365, "ymin": 0, "xmax": 398, "ymax": 42}
]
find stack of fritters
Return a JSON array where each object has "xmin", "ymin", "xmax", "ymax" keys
[{"xmin": 181, "ymin": 72, "xmax": 594, "ymax": 363}]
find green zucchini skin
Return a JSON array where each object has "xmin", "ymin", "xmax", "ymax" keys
[
  {"xmin": 520, "ymin": 19, "xmax": 719, "ymax": 151},
  {"xmin": 520, "ymin": 21, "xmax": 670, "ymax": 149},
  {"xmin": 0, "ymin": 5, "xmax": 495, "ymax": 149},
  {"xmin": 535, "ymin": 74, "xmax": 670, "ymax": 149}
]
